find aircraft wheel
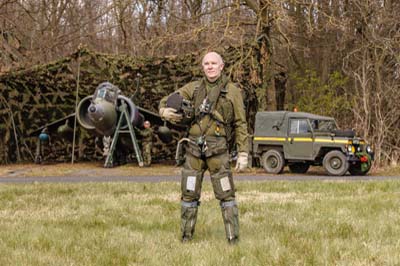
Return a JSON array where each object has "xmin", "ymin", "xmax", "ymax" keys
[
  {"xmin": 323, "ymin": 150, "xmax": 349, "ymax": 176},
  {"xmin": 261, "ymin": 150, "xmax": 284, "ymax": 174},
  {"xmin": 34, "ymin": 155, "xmax": 42, "ymax": 164}
]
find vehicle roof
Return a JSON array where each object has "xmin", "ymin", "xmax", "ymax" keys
[
  {"xmin": 256, "ymin": 111, "xmax": 334, "ymax": 121},
  {"xmin": 254, "ymin": 111, "xmax": 335, "ymax": 137}
]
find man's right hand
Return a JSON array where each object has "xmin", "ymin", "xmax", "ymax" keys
[{"xmin": 159, "ymin": 107, "xmax": 183, "ymax": 123}]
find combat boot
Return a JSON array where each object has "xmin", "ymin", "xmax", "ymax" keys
[
  {"xmin": 220, "ymin": 200, "xmax": 239, "ymax": 244},
  {"xmin": 181, "ymin": 201, "xmax": 200, "ymax": 242}
]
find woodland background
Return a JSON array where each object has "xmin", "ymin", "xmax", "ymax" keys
[{"xmin": 0, "ymin": 0, "xmax": 399, "ymax": 166}]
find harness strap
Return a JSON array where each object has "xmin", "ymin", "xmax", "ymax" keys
[{"xmin": 192, "ymin": 76, "xmax": 229, "ymax": 137}]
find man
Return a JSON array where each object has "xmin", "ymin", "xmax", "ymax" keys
[
  {"xmin": 159, "ymin": 52, "xmax": 248, "ymax": 244},
  {"xmin": 136, "ymin": 120, "xmax": 153, "ymax": 167}
]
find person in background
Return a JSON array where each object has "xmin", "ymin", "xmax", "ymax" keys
[{"xmin": 137, "ymin": 120, "xmax": 153, "ymax": 167}]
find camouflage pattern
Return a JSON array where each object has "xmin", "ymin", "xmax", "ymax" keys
[
  {"xmin": 0, "ymin": 47, "xmax": 259, "ymax": 164},
  {"xmin": 137, "ymin": 127, "xmax": 153, "ymax": 166}
]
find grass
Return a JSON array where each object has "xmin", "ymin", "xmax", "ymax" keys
[{"xmin": 0, "ymin": 180, "xmax": 400, "ymax": 265}]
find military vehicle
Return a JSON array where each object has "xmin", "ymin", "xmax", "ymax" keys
[{"xmin": 252, "ymin": 111, "xmax": 374, "ymax": 176}]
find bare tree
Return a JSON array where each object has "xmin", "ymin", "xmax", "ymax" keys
[{"xmin": 1, "ymin": 0, "xmax": 399, "ymax": 166}]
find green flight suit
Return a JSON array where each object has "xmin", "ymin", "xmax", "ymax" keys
[{"xmin": 159, "ymin": 74, "xmax": 248, "ymax": 242}]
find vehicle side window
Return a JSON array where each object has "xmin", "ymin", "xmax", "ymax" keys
[{"xmin": 290, "ymin": 119, "xmax": 310, "ymax": 134}]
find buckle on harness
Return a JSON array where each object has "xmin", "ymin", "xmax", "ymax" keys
[
  {"xmin": 196, "ymin": 136, "xmax": 208, "ymax": 154},
  {"xmin": 199, "ymin": 98, "xmax": 211, "ymax": 115},
  {"xmin": 196, "ymin": 136, "xmax": 205, "ymax": 146}
]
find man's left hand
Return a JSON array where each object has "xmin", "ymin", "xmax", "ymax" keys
[{"xmin": 235, "ymin": 152, "xmax": 248, "ymax": 172}]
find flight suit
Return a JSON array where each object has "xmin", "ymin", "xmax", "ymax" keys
[{"xmin": 159, "ymin": 74, "xmax": 248, "ymax": 242}]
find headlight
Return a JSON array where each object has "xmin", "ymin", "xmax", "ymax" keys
[
  {"xmin": 357, "ymin": 146, "xmax": 361, "ymax": 152},
  {"xmin": 347, "ymin": 145, "xmax": 355, "ymax": 153},
  {"xmin": 366, "ymin": 145, "xmax": 373, "ymax": 153}
]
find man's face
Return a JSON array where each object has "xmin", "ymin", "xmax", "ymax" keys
[
  {"xmin": 144, "ymin": 122, "xmax": 150, "ymax": 128},
  {"xmin": 202, "ymin": 52, "xmax": 224, "ymax": 82}
]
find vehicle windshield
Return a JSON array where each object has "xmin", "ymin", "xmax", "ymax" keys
[{"xmin": 310, "ymin": 119, "xmax": 337, "ymax": 132}]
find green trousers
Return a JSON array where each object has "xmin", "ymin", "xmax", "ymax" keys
[{"xmin": 180, "ymin": 151, "xmax": 239, "ymax": 241}]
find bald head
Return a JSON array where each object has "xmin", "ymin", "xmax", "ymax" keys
[
  {"xmin": 202, "ymin": 52, "xmax": 224, "ymax": 65},
  {"xmin": 202, "ymin": 52, "xmax": 224, "ymax": 82}
]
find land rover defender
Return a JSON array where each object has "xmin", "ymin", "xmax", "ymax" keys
[{"xmin": 252, "ymin": 111, "xmax": 374, "ymax": 176}]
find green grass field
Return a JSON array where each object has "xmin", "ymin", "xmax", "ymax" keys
[{"xmin": 1, "ymin": 180, "xmax": 399, "ymax": 265}]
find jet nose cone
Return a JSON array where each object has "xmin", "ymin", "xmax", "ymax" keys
[
  {"xmin": 88, "ymin": 104, "xmax": 104, "ymax": 122},
  {"xmin": 89, "ymin": 105, "xmax": 97, "ymax": 113}
]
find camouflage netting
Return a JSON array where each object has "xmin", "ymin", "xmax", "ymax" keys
[{"xmin": 0, "ymin": 45, "xmax": 260, "ymax": 164}]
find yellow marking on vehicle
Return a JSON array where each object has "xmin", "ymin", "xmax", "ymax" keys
[
  {"xmin": 254, "ymin": 137, "xmax": 286, "ymax": 141},
  {"xmin": 314, "ymin": 138, "xmax": 348, "ymax": 144},
  {"xmin": 292, "ymin": 138, "xmax": 313, "ymax": 142},
  {"xmin": 314, "ymin": 138, "xmax": 333, "ymax": 143},
  {"xmin": 255, "ymin": 137, "xmax": 352, "ymax": 145}
]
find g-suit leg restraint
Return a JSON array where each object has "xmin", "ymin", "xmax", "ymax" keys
[
  {"xmin": 181, "ymin": 200, "xmax": 200, "ymax": 241},
  {"xmin": 220, "ymin": 200, "xmax": 239, "ymax": 243}
]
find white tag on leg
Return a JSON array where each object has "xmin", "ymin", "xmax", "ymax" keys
[
  {"xmin": 186, "ymin": 176, "xmax": 196, "ymax": 191},
  {"xmin": 220, "ymin": 176, "xmax": 231, "ymax": 191}
]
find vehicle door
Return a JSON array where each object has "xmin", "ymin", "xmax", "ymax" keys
[{"xmin": 284, "ymin": 118, "xmax": 314, "ymax": 160}]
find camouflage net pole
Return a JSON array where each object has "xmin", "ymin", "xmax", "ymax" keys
[{"xmin": 0, "ymin": 95, "xmax": 21, "ymax": 162}]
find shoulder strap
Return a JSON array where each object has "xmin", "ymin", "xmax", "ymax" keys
[{"xmin": 193, "ymin": 79, "xmax": 206, "ymax": 117}]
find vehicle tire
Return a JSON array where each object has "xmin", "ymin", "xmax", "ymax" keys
[
  {"xmin": 288, "ymin": 163, "xmax": 310, "ymax": 174},
  {"xmin": 323, "ymin": 150, "xmax": 349, "ymax": 176},
  {"xmin": 348, "ymin": 163, "xmax": 371, "ymax": 176},
  {"xmin": 261, "ymin": 150, "xmax": 285, "ymax": 174}
]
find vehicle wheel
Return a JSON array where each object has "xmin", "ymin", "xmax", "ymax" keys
[
  {"xmin": 348, "ymin": 163, "xmax": 371, "ymax": 176},
  {"xmin": 323, "ymin": 150, "xmax": 349, "ymax": 176},
  {"xmin": 288, "ymin": 163, "xmax": 310, "ymax": 174},
  {"xmin": 261, "ymin": 150, "xmax": 284, "ymax": 174}
]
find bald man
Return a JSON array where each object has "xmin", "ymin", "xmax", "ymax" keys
[{"xmin": 159, "ymin": 52, "xmax": 248, "ymax": 244}]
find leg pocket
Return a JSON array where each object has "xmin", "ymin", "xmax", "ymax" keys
[
  {"xmin": 210, "ymin": 168, "xmax": 235, "ymax": 201},
  {"xmin": 181, "ymin": 168, "xmax": 203, "ymax": 202}
]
